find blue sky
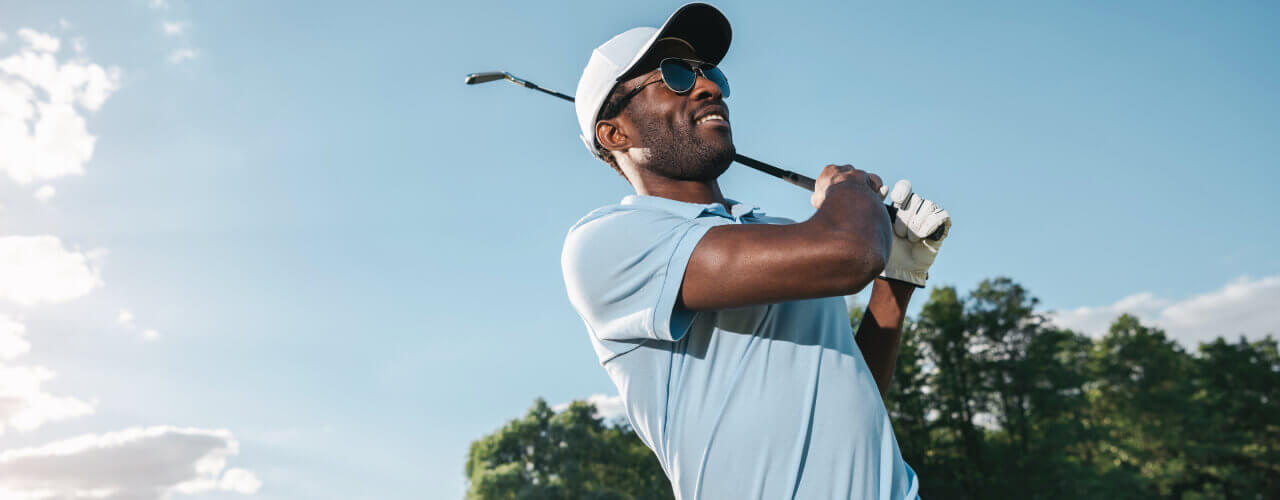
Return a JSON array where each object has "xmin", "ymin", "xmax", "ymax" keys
[{"xmin": 0, "ymin": 1, "xmax": 1276, "ymax": 499}]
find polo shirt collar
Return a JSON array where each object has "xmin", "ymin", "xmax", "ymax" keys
[{"xmin": 621, "ymin": 194, "xmax": 763, "ymax": 221}]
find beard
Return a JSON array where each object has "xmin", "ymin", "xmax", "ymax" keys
[{"xmin": 632, "ymin": 113, "xmax": 735, "ymax": 182}]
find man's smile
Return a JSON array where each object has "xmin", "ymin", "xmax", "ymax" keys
[
  {"xmin": 695, "ymin": 113, "xmax": 728, "ymax": 127},
  {"xmin": 693, "ymin": 105, "xmax": 730, "ymax": 129}
]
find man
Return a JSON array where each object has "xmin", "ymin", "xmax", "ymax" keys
[{"xmin": 561, "ymin": 4, "xmax": 950, "ymax": 499}]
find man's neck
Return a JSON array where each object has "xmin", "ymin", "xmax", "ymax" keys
[{"xmin": 628, "ymin": 168, "xmax": 728, "ymax": 206}]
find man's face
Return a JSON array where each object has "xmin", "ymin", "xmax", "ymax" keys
[{"xmin": 609, "ymin": 41, "xmax": 735, "ymax": 182}]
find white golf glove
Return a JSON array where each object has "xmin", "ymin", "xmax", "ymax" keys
[{"xmin": 879, "ymin": 180, "xmax": 951, "ymax": 287}]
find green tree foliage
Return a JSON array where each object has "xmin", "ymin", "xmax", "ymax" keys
[
  {"xmin": 894, "ymin": 278, "xmax": 1280, "ymax": 499},
  {"xmin": 1088, "ymin": 314, "xmax": 1200, "ymax": 496},
  {"xmin": 465, "ymin": 398, "xmax": 674, "ymax": 500},
  {"xmin": 471, "ymin": 279, "xmax": 1278, "ymax": 500},
  {"xmin": 1191, "ymin": 336, "xmax": 1280, "ymax": 496}
]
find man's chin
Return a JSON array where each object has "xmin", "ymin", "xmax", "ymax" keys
[
  {"xmin": 640, "ymin": 133, "xmax": 735, "ymax": 182},
  {"xmin": 696, "ymin": 132, "xmax": 734, "ymax": 160},
  {"xmin": 684, "ymin": 144, "xmax": 735, "ymax": 182},
  {"xmin": 709, "ymin": 143, "xmax": 735, "ymax": 171}
]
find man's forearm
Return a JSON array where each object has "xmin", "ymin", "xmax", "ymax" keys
[{"xmin": 855, "ymin": 277, "xmax": 915, "ymax": 398}]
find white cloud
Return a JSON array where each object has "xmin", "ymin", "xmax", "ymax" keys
[
  {"xmin": 0, "ymin": 314, "xmax": 30, "ymax": 360},
  {"xmin": 0, "ymin": 315, "xmax": 93, "ymax": 437},
  {"xmin": 58, "ymin": 19, "xmax": 72, "ymax": 31},
  {"xmin": 0, "ymin": 426, "xmax": 261, "ymax": 499},
  {"xmin": 0, "ymin": 314, "xmax": 93, "ymax": 436},
  {"xmin": 71, "ymin": 38, "xmax": 86, "ymax": 54},
  {"xmin": 1048, "ymin": 292, "xmax": 1167, "ymax": 338},
  {"xmin": 16, "ymin": 30, "xmax": 59, "ymax": 54},
  {"xmin": 0, "ymin": 27, "xmax": 258, "ymax": 500},
  {"xmin": 0, "ymin": 363, "xmax": 95, "ymax": 435},
  {"xmin": 116, "ymin": 309, "xmax": 133, "ymax": 327},
  {"xmin": 141, "ymin": 329, "xmax": 159, "ymax": 341},
  {"xmin": 150, "ymin": 0, "xmax": 169, "ymax": 9},
  {"xmin": 0, "ymin": 235, "xmax": 104, "ymax": 307},
  {"xmin": 162, "ymin": 21, "xmax": 187, "ymax": 36},
  {"xmin": 0, "ymin": 30, "xmax": 121, "ymax": 185},
  {"xmin": 167, "ymin": 48, "xmax": 197, "ymax": 64},
  {"xmin": 1048, "ymin": 274, "xmax": 1280, "ymax": 347},
  {"xmin": 219, "ymin": 468, "xmax": 262, "ymax": 494},
  {"xmin": 554, "ymin": 393, "xmax": 627, "ymax": 422},
  {"xmin": 33, "ymin": 185, "xmax": 55, "ymax": 202}
]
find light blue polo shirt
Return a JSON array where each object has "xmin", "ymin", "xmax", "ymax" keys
[{"xmin": 561, "ymin": 194, "xmax": 919, "ymax": 500}]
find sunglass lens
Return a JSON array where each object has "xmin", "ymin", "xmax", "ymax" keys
[
  {"xmin": 660, "ymin": 59, "xmax": 697, "ymax": 93},
  {"xmin": 703, "ymin": 65, "xmax": 730, "ymax": 98}
]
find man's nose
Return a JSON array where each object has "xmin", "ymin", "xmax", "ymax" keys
[{"xmin": 690, "ymin": 72, "xmax": 724, "ymax": 101}]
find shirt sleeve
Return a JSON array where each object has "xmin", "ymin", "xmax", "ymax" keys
[{"xmin": 561, "ymin": 209, "xmax": 710, "ymax": 343}]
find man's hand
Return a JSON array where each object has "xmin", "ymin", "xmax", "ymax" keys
[
  {"xmin": 879, "ymin": 180, "xmax": 951, "ymax": 287},
  {"xmin": 810, "ymin": 164, "xmax": 884, "ymax": 209}
]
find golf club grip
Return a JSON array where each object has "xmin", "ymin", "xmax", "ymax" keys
[
  {"xmin": 733, "ymin": 153, "xmax": 815, "ymax": 191},
  {"xmin": 733, "ymin": 153, "xmax": 945, "ymax": 241}
]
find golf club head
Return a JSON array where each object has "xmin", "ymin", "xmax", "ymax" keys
[{"xmin": 464, "ymin": 72, "xmax": 508, "ymax": 85}]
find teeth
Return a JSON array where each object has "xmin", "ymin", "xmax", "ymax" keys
[{"xmin": 696, "ymin": 114, "xmax": 726, "ymax": 125}]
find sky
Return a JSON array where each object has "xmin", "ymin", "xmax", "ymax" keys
[{"xmin": 0, "ymin": 0, "xmax": 1276, "ymax": 498}]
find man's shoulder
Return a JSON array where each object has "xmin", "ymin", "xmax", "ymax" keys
[
  {"xmin": 564, "ymin": 201, "xmax": 693, "ymax": 237},
  {"xmin": 560, "ymin": 200, "xmax": 708, "ymax": 275},
  {"xmin": 566, "ymin": 203, "xmax": 634, "ymax": 234},
  {"xmin": 563, "ymin": 200, "xmax": 796, "ymax": 250}
]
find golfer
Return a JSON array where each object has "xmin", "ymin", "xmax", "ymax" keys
[{"xmin": 562, "ymin": 4, "xmax": 949, "ymax": 499}]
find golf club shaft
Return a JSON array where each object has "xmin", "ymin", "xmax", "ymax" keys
[
  {"xmin": 731, "ymin": 153, "xmax": 815, "ymax": 191},
  {"xmin": 465, "ymin": 71, "xmax": 945, "ymax": 241},
  {"xmin": 466, "ymin": 72, "xmax": 815, "ymax": 191},
  {"xmin": 505, "ymin": 74, "xmax": 576, "ymax": 102}
]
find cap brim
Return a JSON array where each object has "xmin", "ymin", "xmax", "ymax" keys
[{"xmin": 618, "ymin": 3, "xmax": 731, "ymax": 81}]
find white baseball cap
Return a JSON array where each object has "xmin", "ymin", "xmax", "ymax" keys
[{"xmin": 574, "ymin": 2, "xmax": 732, "ymax": 158}]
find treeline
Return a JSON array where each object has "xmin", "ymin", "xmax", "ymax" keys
[
  {"xmin": 466, "ymin": 278, "xmax": 1279, "ymax": 499},
  {"xmin": 882, "ymin": 278, "xmax": 1278, "ymax": 499}
]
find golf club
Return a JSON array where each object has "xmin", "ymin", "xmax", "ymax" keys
[{"xmin": 465, "ymin": 71, "xmax": 945, "ymax": 240}]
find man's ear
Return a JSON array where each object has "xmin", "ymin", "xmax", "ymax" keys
[{"xmin": 595, "ymin": 119, "xmax": 631, "ymax": 156}]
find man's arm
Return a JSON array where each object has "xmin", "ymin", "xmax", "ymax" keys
[
  {"xmin": 855, "ymin": 278, "xmax": 915, "ymax": 398},
  {"xmin": 856, "ymin": 180, "xmax": 952, "ymax": 398},
  {"xmin": 678, "ymin": 165, "xmax": 892, "ymax": 311}
]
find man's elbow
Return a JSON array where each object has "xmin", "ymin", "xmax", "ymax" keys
[
  {"xmin": 831, "ymin": 237, "xmax": 887, "ymax": 295},
  {"xmin": 843, "ymin": 253, "xmax": 886, "ymax": 295}
]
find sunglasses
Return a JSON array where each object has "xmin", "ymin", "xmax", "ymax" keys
[
  {"xmin": 655, "ymin": 58, "xmax": 730, "ymax": 97},
  {"xmin": 604, "ymin": 58, "xmax": 730, "ymax": 117}
]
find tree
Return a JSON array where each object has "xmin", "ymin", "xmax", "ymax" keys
[
  {"xmin": 913, "ymin": 284, "xmax": 990, "ymax": 498},
  {"xmin": 965, "ymin": 279, "xmax": 1100, "ymax": 498},
  {"xmin": 1087, "ymin": 315, "xmax": 1200, "ymax": 497},
  {"xmin": 884, "ymin": 315, "xmax": 932, "ymax": 470},
  {"xmin": 1187, "ymin": 336, "xmax": 1280, "ymax": 496},
  {"xmin": 473, "ymin": 280, "xmax": 1280, "ymax": 499},
  {"xmin": 465, "ymin": 398, "xmax": 673, "ymax": 500},
  {"xmin": 908, "ymin": 279, "xmax": 1142, "ymax": 498}
]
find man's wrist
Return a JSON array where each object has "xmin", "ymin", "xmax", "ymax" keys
[
  {"xmin": 878, "ymin": 272, "xmax": 926, "ymax": 289},
  {"xmin": 864, "ymin": 276, "xmax": 915, "ymax": 330}
]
